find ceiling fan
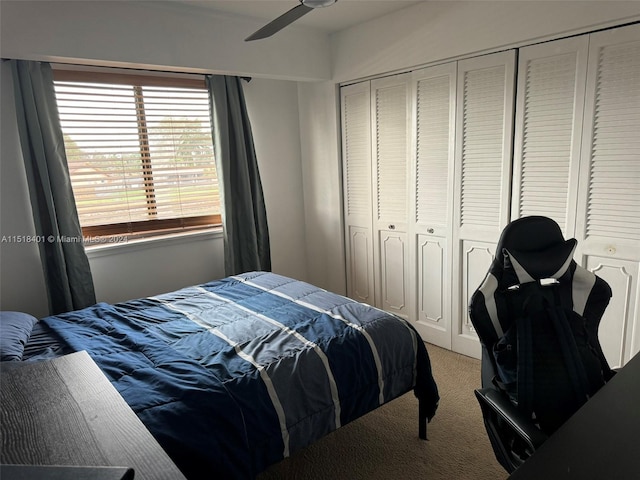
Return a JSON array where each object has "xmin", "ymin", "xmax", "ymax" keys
[{"xmin": 245, "ymin": 0, "xmax": 338, "ymax": 41}]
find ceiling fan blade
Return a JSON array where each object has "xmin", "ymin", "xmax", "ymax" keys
[{"xmin": 245, "ymin": 3, "xmax": 313, "ymax": 41}]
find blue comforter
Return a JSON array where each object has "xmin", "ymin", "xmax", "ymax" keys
[{"xmin": 43, "ymin": 272, "xmax": 438, "ymax": 479}]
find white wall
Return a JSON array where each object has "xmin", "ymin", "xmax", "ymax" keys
[
  {"xmin": 331, "ymin": 1, "xmax": 640, "ymax": 82},
  {"xmin": 87, "ymin": 232, "xmax": 225, "ymax": 305},
  {"xmin": 0, "ymin": 1, "xmax": 312, "ymax": 316},
  {"xmin": 0, "ymin": 0, "xmax": 331, "ymax": 81},
  {"xmin": 243, "ymin": 78, "xmax": 308, "ymax": 282},
  {"xmin": 297, "ymin": 81, "xmax": 345, "ymax": 294}
]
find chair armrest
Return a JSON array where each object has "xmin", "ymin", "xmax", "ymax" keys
[{"xmin": 475, "ymin": 388, "xmax": 548, "ymax": 450}]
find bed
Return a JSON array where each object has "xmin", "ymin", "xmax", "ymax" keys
[{"xmin": 3, "ymin": 271, "xmax": 439, "ymax": 479}]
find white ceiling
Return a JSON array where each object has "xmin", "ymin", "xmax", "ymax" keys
[{"xmin": 178, "ymin": 0, "xmax": 425, "ymax": 33}]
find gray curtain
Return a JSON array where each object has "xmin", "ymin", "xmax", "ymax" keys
[
  {"xmin": 10, "ymin": 60, "xmax": 96, "ymax": 314},
  {"xmin": 207, "ymin": 75, "xmax": 271, "ymax": 275}
]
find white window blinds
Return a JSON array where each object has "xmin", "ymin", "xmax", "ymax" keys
[{"xmin": 53, "ymin": 69, "xmax": 220, "ymax": 237}]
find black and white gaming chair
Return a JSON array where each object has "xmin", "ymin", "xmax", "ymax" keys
[{"xmin": 468, "ymin": 216, "xmax": 615, "ymax": 473}]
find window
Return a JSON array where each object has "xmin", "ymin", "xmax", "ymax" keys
[{"xmin": 53, "ymin": 69, "xmax": 221, "ymax": 239}]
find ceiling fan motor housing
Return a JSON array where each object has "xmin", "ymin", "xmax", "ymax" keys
[{"xmin": 302, "ymin": 0, "xmax": 338, "ymax": 8}]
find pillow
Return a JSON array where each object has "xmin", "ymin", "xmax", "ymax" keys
[{"xmin": 0, "ymin": 311, "xmax": 38, "ymax": 361}]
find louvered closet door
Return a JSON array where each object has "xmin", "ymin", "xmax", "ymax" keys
[
  {"xmin": 341, "ymin": 81, "xmax": 374, "ymax": 304},
  {"xmin": 409, "ymin": 63, "xmax": 457, "ymax": 349},
  {"xmin": 575, "ymin": 24, "xmax": 640, "ymax": 368},
  {"xmin": 371, "ymin": 73, "xmax": 412, "ymax": 319},
  {"xmin": 452, "ymin": 51, "xmax": 516, "ymax": 358},
  {"xmin": 512, "ymin": 36, "xmax": 589, "ymax": 237}
]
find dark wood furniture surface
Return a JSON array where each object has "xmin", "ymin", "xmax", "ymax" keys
[
  {"xmin": 0, "ymin": 351, "xmax": 187, "ymax": 480},
  {"xmin": 508, "ymin": 351, "xmax": 640, "ymax": 479},
  {"xmin": 0, "ymin": 465, "xmax": 134, "ymax": 480}
]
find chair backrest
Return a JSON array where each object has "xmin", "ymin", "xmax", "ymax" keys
[
  {"xmin": 470, "ymin": 216, "xmax": 611, "ymax": 354},
  {"xmin": 469, "ymin": 216, "xmax": 614, "ymax": 432}
]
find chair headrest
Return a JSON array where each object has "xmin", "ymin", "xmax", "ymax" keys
[
  {"xmin": 503, "ymin": 238, "xmax": 577, "ymax": 284},
  {"xmin": 497, "ymin": 216, "xmax": 577, "ymax": 284},
  {"xmin": 495, "ymin": 216, "xmax": 566, "ymax": 269}
]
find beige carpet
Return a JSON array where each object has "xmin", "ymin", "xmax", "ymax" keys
[{"xmin": 258, "ymin": 344, "xmax": 507, "ymax": 480}]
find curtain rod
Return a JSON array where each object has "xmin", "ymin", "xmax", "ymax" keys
[{"xmin": 1, "ymin": 58, "xmax": 251, "ymax": 82}]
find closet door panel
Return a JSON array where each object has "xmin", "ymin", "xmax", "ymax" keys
[
  {"xmin": 577, "ymin": 24, "xmax": 640, "ymax": 366},
  {"xmin": 341, "ymin": 82, "xmax": 374, "ymax": 304},
  {"xmin": 410, "ymin": 63, "xmax": 456, "ymax": 348},
  {"xmin": 452, "ymin": 51, "xmax": 516, "ymax": 358},
  {"xmin": 417, "ymin": 235, "xmax": 446, "ymax": 325},
  {"xmin": 347, "ymin": 226, "xmax": 373, "ymax": 303},
  {"xmin": 586, "ymin": 256, "xmax": 639, "ymax": 369},
  {"xmin": 371, "ymin": 74, "xmax": 412, "ymax": 319},
  {"xmin": 461, "ymin": 241, "xmax": 495, "ymax": 340},
  {"xmin": 379, "ymin": 229, "xmax": 408, "ymax": 315},
  {"xmin": 512, "ymin": 36, "xmax": 589, "ymax": 236}
]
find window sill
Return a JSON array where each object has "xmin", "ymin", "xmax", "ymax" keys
[{"xmin": 84, "ymin": 227, "xmax": 223, "ymax": 259}]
